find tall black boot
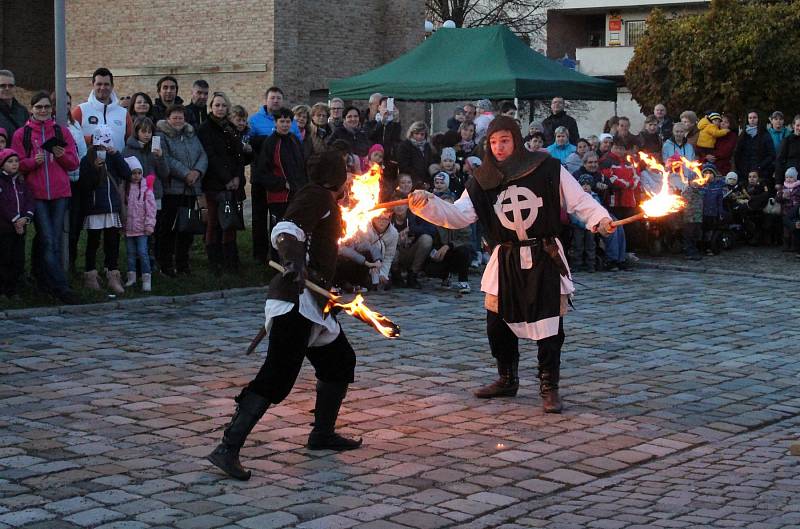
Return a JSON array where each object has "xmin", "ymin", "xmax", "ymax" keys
[
  {"xmin": 223, "ymin": 241, "xmax": 239, "ymax": 273},
  {"xmin": 207, "ymin": 391, "xmax": 270, "ymax": 480},
  {"xmin": 473, "ymin": 359, "xmax": 519, "ymax": 398},
  {"xmin": 307, "ymin": 381, "xmax": 362, "ymax": 451},
  {"xmin": 206, "ymin": 243, "xmax": 224, "ymax": 274},
  {"xmin": 539, "ymin": 368, "xmax": 563, "ymax": 414}
]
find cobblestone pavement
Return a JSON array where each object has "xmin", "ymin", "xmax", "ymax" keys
[{"xmin": 1, "ymin": 268, "xmax": 799, "ymax": 529}]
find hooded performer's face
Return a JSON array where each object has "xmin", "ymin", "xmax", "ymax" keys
[{"xmin": 489, "ymin": 130, "xmax": 515, "ymax": 161}]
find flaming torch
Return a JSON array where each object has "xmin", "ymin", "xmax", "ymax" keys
[
  {"xmin": 267, "ymin": 261, "xmax": 400, "ymax": 339},
  {"xmin": 339, "ymin": 163, "xmax": 384, "ymax": 243},
  {"xmin": 610, "ymin": 151, "xmax": 700, "ymax": 228}
]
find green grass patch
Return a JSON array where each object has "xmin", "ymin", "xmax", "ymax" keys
[{"xmin": 0, "ymin": 226, "xmax": 274, "ymax": 311}]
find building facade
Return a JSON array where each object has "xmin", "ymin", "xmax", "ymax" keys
[
  {"xmin": 546, "ymin": 0, "xmax": 708, "ymax": 134},
  {"xmin": 61, "ymin": 0, "xmax": 424, "ymax": 117}
]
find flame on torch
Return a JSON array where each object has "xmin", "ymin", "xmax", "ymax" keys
[
  {"xmin": 340, "ymin": 163, "xmax": 384, "ymax": 243},
  {"xmin": 636, "ymin": 152, "xmax": 686, "ymax": 218},
  {"xmin": 325, "ymin": 294, "xmax": 400, "ymax": 338}
]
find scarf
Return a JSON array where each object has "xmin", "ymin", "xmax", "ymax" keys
[
  {"xmin": 746, "ymin": 125, "xmax": 758, "ymax": 138},
  {"xmin": 459, "ymin": 139, "xmax": 475, "ymax": 152},
  {"xmin": 409, "ymin": 138, "xmax": 426, "ymax": 152}
]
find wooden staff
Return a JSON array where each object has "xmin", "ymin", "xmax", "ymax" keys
[
  {"xmin": 610, "ymin": 212, "xmax": 646, "ymax": 228},
  {"xmin": 369, "ymin": 198, "xmax": 410, "ymax": 211}
]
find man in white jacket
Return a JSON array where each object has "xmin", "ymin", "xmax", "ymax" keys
[
  {"xmin": 337, "ymin": 210, "xmax": 398, "ymax": 291},
  {"xmin": 71, "ymin": 67, "xmax": 132, "ymax": 152},
  {"xmin": 409, "ymin": 116, "xmax": 616, "ymax": 413}
]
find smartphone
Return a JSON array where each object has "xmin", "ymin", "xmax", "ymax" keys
[
  {"xmin": 387, "ymin": 98, "xmax": 395, "ymax": 112},
  {"xmin": 151, "ymin": 136, "xmax": 161, "ymax": 152},
  {"xmin": 40, "ymin": 137, "xmax": 68, "ymax": 152}
]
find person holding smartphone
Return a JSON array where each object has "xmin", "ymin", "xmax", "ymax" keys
[{"xmin": 11, "ymin": 91, "xmax": 80, "ymax": 304}]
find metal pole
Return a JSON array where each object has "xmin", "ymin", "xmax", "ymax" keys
[{"xmin": 54, "ymin": 0, "xmax": 69, "ymax": 272}]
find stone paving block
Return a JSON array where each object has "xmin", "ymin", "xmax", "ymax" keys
[
  {"xmin": 64, "ymin": 507, "xmax": 125, "ymax": 527},
  {"xmin": 238, "ymin": 511, "xmax": 299, "ymax": 529},
  {"xmin": 296, "ymin": 514, "xmax": 359, "ymax": 529},
  {"xmin": 0, "ymin": 508, "xmax": 54, "ymax": 527}
]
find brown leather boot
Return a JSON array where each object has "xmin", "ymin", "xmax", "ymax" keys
[
  {"xmin": 473, "ymin": 360, "xmax": 519, "ymax": 398},
  {"xmin": 539, "ymin": 370, "xmax": 563, "ymax": 413}
]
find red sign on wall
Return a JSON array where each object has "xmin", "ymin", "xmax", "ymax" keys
[{"xmin": 609, "ymin": 17, "xmax": 622, "ymax": 31}]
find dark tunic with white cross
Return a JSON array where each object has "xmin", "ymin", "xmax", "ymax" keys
[{"xmin": 466, "ymin": 155, "xmax": 564, "ymax": 327}]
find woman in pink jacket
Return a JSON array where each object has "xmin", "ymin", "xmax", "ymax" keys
[{"xmin": 11, "ymin": 91, "xmax": 80, "ymax": 304}]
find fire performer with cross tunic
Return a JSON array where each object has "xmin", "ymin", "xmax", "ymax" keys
[
  {"xmin": 409, "ymin": 116, "xmax": 616, "ymax": 413},
  {"xmin": 208, "ymin": 150, "xmax": 363, "ymax": 481}
]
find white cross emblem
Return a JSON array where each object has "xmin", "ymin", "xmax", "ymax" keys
[{"xmin": 494, "ymin": 185, "xmax": 543, "ymax": 242}]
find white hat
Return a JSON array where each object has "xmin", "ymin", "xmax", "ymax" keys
[
  {"xmin": 124, "ymin": 156, "xmax": 143, "ymax": 172},
  {"xmin": 476, "ymin": 99, "xmax": 492, "ymax": 111},
  {"xmin": 466, "ymin": 156, "xmax": 482, "ymax": 167},
  {"xmin": 92, "ymin": 125, "xmax": 114, "ymax": 148},
  {"xmin": 440, "ymin": 147, "xmax": 456, "ymax": 162},
  {"xmin": 599, "ymin": 133, "xmax": 613, "ymax": 142},
  {"xmin": 786, "ymin": 167, "xmax": 798, "ymax": 179},
  {"xmin": 725, "ymin": 171, "xmax": 738, "ymax": 185}
]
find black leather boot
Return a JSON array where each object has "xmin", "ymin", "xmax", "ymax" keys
[
  {"xmin": 206, "ymin": 243, "xmax": 224, "ymax": 274},
  {"xmin": 223, "ymin": 241, "xmax": 240, "ymax": 273},
  {"xmin": 208, "ymin": 391, "xmax": 270, "ymax": 480},
  {"xmin": 473, "ymin": 359, "xmax": 519, "ymax": 398},
  {"xmin": 539, "ymin": 369, "xmax": 563, "ymax": 414},
  {"xmin": 307, "ymin": 381, "xmax": 362, "ymax": 451}
]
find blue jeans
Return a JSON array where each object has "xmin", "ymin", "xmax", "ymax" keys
[
  {"xmin": 34, "ymin": 198, "xmax": 69, "ymax": 293},
  {"xmin": 126, "ymin": 236, "xmax": 151, "ymax": 274},
  {"xmin": 603, "ymin": 226, "xmax": 627, "ymax": 263}
]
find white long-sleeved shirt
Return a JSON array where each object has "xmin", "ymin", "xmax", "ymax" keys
[
  {"xmin": 413, "ymin": 165, "xmax": 611, "ymax": 339},
  {"xmin": 338, "ymin": 222, "xmax": 399, "ymax": 280}
]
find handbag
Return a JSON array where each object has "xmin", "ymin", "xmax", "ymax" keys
[
  {"xmin": 218, "ymin": 190, "xmax": 244, "ymax": 231},
  {"xmin": 174, "ymin": 186, "xmax": 206, "ymax": 235},
  {"xmin": 763, "ymin": 197, "xmax": 781, "ymax": 216}
]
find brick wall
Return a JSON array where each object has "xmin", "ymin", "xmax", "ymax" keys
[
  {"xmin": 1, "ymin": 0, "xmax": 55, "ymax": 91},
  {"xmin": 64, "ymin": 0, "xmax": 424, "ymax": 119}
]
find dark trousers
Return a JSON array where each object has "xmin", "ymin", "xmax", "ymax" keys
[
  {"xmin": 251, "ymin": 181, "xmax": 268, "ymax": 261},
  {"xmin": 682, "ymin": 221, "xmax": 702, "ymax": 257},
  {"xmin": 0, "ymin": 231, "xmax": 26, "ymax": 296},
  {"xmin": 244, "ymin": 306, "xmax": 357, "ymax": 404},
  {"xmin": 613, "ymin": 206, "xmax": 640, "ymax": 251},
  {"xmin": 158, "ymin": 195, "xmax": 194, "ymax": 271},
  {"xmin": 85, "ymin": 228, "xmax": 120, "ymax": 271},
  {"xmin": 486, "ymin": 310, "xmax": 565, "ymax": 373},
  {"xmin": 425, "ymin": 244, "xmax": 471, "ymax": 281},
  {"xmin": 68, "ymin": 181, "xmax": 85, "ymax": 271},
  {"xmin": 204, "ymin": 192, "xmax": 237, "ymax": 245}
]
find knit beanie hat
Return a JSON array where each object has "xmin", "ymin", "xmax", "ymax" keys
[
  {"xmin": 701, "ymin": 162, "xmax": 719, "ymax": 177},
  {"xmin": 0, "ymin": 127, "xmax": 8, "ymax": 143},
  {"xmin": 599, "ymin": 133, "xmax": 613, "ymax": 142},
  {"xmin": 124, "ymin": 156, "xmax": 143, "ymax": 173},
  {"xmin": 476, "ymin": 99, "xmax": 492, "ymax": 111},
  {"xmin": 368, "ymin": 143, "xmax": 384, "ymax": 157},
  {"xmin": 465, "ymin": 156, "xmax": 482, "ymax": 168},
  {"xmin": 706, "ymin": 112, "xmax": 722, "ymax": 122},
  {"xmin": 725, "ymin": 172, "xmax": 738, "ymax": 185},
  {"xmin": 0, "ymin": 148, "xmax": 19, "ymax": 168},
  {"xmin": 434, "ymin": 171, "xmax": 450, "ymax": 188},
  {"xmin": 578, "ymin": 174, "xmax": 595, "ymax": 187},
  {"xmin": 440, "ymin": 147, "xmax": 456, "ymax": 162},
  {"xmin": 786, "ymin": 167, "xmax": 799, "ymax": 180},
  {"xmin": 92, "ymin": 125, "xmax": 114, "ymax": 148}
]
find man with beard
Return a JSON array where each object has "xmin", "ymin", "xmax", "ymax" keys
[
  {"xmin": 409, "ymin": 116, "xmax": 615, "ymax": 413},
  {"xmin": 208, "ymin": 150, "xmax": 362, "ymax": 481},
  {"xmin": 152, "ymin": 76, "xmax": 182, "ymax": 122}
]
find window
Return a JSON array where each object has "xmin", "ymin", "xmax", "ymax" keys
[{"xmin": 625, "ymin": 20, "xmax": 647, "ymax": 46}]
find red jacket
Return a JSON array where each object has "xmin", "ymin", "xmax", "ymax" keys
[
  {"xmin": 601, "ymin": 153, "xmax": 640, "ymax": 208},
  {"xmin": 11, "ymin": 118, "xmax": 79, "ymax": 200}
]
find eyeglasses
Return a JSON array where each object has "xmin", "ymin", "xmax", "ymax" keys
[
  {"xmin": 0, "ymin": 84, "xmax": 14, "ymax": 89},
  {"xmin": 33, "ymin": 104, "xmax": 52, "ymax": 110}
]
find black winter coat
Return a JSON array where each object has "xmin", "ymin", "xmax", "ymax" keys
[
  {"xmin": 151, "ymin": 95, "xmax": 184, "ymax": 123},
  {"xmin": 327, "ymin": 125, "xmax": 371, "ymax": 157},
  {"xmin": 197, "ymin": 117, "xmax": 246, "ymax": 193},
  {"xmin": 395, "ymin": 140, "xmax": 436, "ymax": 189},
  {"xmin": 254, "ymin": 132, "xmax": 306, "ymax": 194},
  {"xmin": 79, "ymin": 151, "xmax": 131, "ymax": 216},
  {"xmin": 184, "ymin": 102, "xmax": 208, "ymax": 128},
  {"xmin": 775, "ymin": 134, "xmax": 800, "ymax": 185},
  {"xmin": 542, "ymin": 111, "xmax": 580, "ymax": 146},
  {"xmin": 366, "ymin": 120, "xmax": 402, "ymax": 161},
  {"xmin": 735, "ymin": 131, "xmax": 775, "ymax": 183}
]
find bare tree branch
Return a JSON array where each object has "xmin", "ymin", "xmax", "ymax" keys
[{"xmin": 426, "ymin": 0, "xmax": 560, "ymax": 40}]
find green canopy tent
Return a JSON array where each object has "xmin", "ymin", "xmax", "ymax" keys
[{"xmin": 329, "ymin": 25, "xmax": 617, "ymax": 102}]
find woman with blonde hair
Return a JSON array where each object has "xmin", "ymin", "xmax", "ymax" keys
[
  {"xmin": 308, "ymin": 102, "xmax": 331, "ymax": 155},
  {"xmin": 292, "ymin": 104, "xmax": 314, "ymax": 159},
  {"xmin": 395, "ymin": 121, "xmax": 435, "ymax": 189}
]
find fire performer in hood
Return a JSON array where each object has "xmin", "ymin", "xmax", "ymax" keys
[
  {"xmin": 209, "ymin": 150, "xmax": 362, "ymax": 481},
  {"xmin": 409, "ymin": 116, "xmax": 616, "ymax": 413}
]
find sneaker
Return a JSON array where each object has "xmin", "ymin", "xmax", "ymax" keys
[
  {"xmin": 452, "ymin": 281, "xmax": 471, "ymax": 294},
  {"xmin": 625, "ymin": 252, "xmax": 639, "ymax": 263}
]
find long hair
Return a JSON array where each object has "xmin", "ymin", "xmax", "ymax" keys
[{"xmin": 129, "ymin": 92, "xmax": 154, "ymax": 118}]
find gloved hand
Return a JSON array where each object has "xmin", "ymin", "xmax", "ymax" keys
[{"xmin": 276, "ymin": 234, "xmax": 307, "ymax": 297}]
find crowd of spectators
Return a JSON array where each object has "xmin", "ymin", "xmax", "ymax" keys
[{"xmin": 1, "ymin": 65, "xmax": 798, "ymax": 304}]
